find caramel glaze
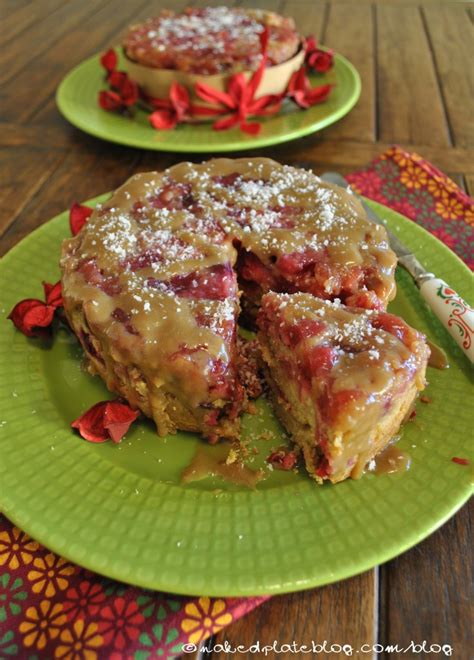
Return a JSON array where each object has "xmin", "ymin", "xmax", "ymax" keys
[
  {"xmin": 61, "ymin": 158, "xmax": 397, "ymax": 437},
  {"xmin": 181, "ymin": 444, "xmax": 265, "ymax": 489},
  {"xmin": 427, "ymin": 340, "xmax": 449, "ymax": 370},
  {"xmin": 373, "ymin": 445, "xmax": 411, "ymax": 475}
]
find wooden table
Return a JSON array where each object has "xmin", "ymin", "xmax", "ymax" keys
[{"xmin": 1, "ymin": 0, "xmax": 472, "ymax": 657}]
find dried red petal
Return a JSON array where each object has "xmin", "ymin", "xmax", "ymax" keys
[
  {"xmin": 451, "ymin": 457, "xmax": 470, "ymax": 466},
  {"xmin": 103, "ymin": 401, "xmax": 140, "ymax": 443},
  {"xmin": 70, "ymin": 203, "xmax": 93, "ymax": 236},
  {"xmin": 305, "ymin": 83, "xmax": 332, "ymax": 105},
  {"xmin": 195, "ymin": 81, "xmax": 235, "ymax": 109},
  {"xmin": 288, "ymin": 69, "xmax": 332, "ymax": 108},
  {"xmin": 212, "ymin": 115, "xmax": 240, "ymax": 131},
  {"xmin": 71, "ymin": 401, "xmax": 109, "ymax": 443},
  {"xmin": 169, "ymin": 81, "xmax": 190, "ymax": 120},
  {"xmin": 43, "ymin": 281, "xmax": 63, "ymax": 308},
  {"xmin": 100, "ymin": 49, "xmax": 118, "ymax": 74},
  {"xmin": 71, "ymin": 400, "xmax": 139, "ymax": 443},
  {"xmin": 98, "ymin": 90, "xmax": 123, "ymax": 111},
  {"xmin": 7, "ymin": 299, "xmax": 55, "ymax": 337},
  {"xmin": 247, "ymin": 27, "xmax": 269, "ymax": 98},
  {"xmin": 240, "ymin": 121, "xmax": 261, "ymax": 135},
  {"xmin": 308, "ymin": 49, "xmax": 334, "ymax": 73},
  {"xmin": 149, "ymin": 109, "xmax": 177, "ymax": 130},
  {"xmin": 305, "ymin": 35, "xmax": 318, "ymax": 55}
]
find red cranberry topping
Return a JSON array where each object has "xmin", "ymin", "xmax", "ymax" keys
[
  {"xmin": 79, "ymin": 330, "xmax": 104, "ymax": 363},
  {"xmin": 238, "ymin": 251, "xmax": 277, "ymax": 289},
  {"xmin": 319, "ymin": 388, "xmax": 361, "ymax": 424},
  {"xmin": 77, "ymin": 259, "xmax": 122, "ymax": 296},
  {"xmin": 303, "ymin": 345, "xmax": 337, "ymax": 378},
  {"xmin": 148, "ymin": 182, "xmax": 194, "ymax": 210},
  {"xmin": 267, "ymin": 449, "xmax": 297, "ymax": 471},
  {"xmin": 345, "ymin": 290, "xmax": 383, "ymax": 311},
  {"xmin": 147, "ymin": 263, "xmax": 237, "ymax": 300},
  {"xmin": 372, "ymin": 312, "xmax": 414, "ymax": 347},
  {"xmin": 315, "ymin": 456, "xmax": 331, "ymax": 478},
  {"xmin": 280, "ymin": 319, "xmax": 327, "ymax": 348},
  {"xmin": 211, "ymin": 172, "xmax": 242, "ymax": 187},
  {"xmin": 111, "ymin": 308, "xmax": 139, "ymax": 336},
  {"xmin": 277, "ymin": 249, "xmax": 320, "ymax": 275}
]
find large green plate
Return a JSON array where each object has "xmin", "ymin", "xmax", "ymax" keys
[
  {"xmin": 56, "ymin": 51, "xmax": 360, "ymax": 152},
  {"xmin": 0, "ymin": 198, "xmax": 472, "ymax": 597}
]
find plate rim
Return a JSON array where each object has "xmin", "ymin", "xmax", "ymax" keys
[
  {"xmin": 0, "ymin": 196, "xmax": 472, "ymax": 597},
  {"xmin": 55, "ymin": 50, "xmax": 361, "ymax": 153}
]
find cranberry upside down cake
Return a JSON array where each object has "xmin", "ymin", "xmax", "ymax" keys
[
  {"xmin": 124, "ymin": 6, "xmax": 301, "ymax": 75},
  {"xmin": 61, "ymin": 157, "xmax": 423, "ymax": 478},
  {"xmin": 258, "ymin": 293, "xmax": 430, "ymax": 483}
]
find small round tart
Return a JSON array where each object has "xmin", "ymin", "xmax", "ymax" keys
[
  {"xmin": 124, "ymin": 6, "xmax": 301, "ymax": 75},
  {"xmin": 60, "ymin": 158, "xmax": 397, "ymax": 444}
]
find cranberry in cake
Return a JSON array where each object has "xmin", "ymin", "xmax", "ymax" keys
[
  {"xmin": 257, "ymin": 292, "xmax": 430, "ymax": 483},
  {"xmin": 60, "ymin": 158, "xmax": 397, "ymax": 445},
  {"xmin": 123, "ymin": 6, "xmax": 301, "ymax": 75}
]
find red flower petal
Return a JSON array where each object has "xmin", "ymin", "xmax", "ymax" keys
[
  {"xmin": 71, "ymin": 400, "xmax": 139, "ymax": 443},
  {"xmin": 100, "ymin": 49, "xmax": 118, "ymax": 73},
  {"xmin": 107, "ymin": 72, "xmax": 138, "ymax": 106},
  {"xmin": 288, "ymin": 68, "xmax": 308, "ymax": 95},
  {"xmin": 103, "ymin": 401, "xmax": 139, "ymax": 443},
  {"xmin": 247, "ymin": 27, "xmax": 269, "ymax": 98},
  {"xmin": 305, "ymin": 35, "xmax": 317, "ymax": 54},
  {"xmin": 7, "ymin": 299, "xmax": 56, "ymax": 337},
  {"xmin": 169, "ymin": 81, "xmax": 190, "ymax": 119},
  {"xmin": 308, "ymin": 49, "xmax": 334, "ymax": 73},
  {"xmin": 98, "ymin": 90, "xmax": 123, "ymax": 111},
  {"xmin": 240, "ymin": 121, "xmax": 261, "ymax": 135},
  {"xmin": 43, "ymin": 281, "xmax": 63, "ymax": 308},
  {"xmin": 149, "ymin": 109, "xmax": 177, "ymax": 130},
  {"xmin": 71, "ymin": 401, "xmax": 109, "ymax": 443},
  {"xmin": 195, "ymin": 81, "xmax": 235, "ymax": 109},
  {"xmin": 146, "ymin": 96, "xmax": 173, "ymax": 110},
  {"xmin": 191, "ymin": 104, "xmax": 227, "ymax": 117},
  {"xmin": 69, "ymin": 203, "xmax": 93, "ymax": 236},
  {"xmin": 305, "ymin": 83, "xmax": 333, "ymax": 105},
  {"xmin": 212, "ymin": 115, "xmax": 241, "ymax": 131},
  {"xmin": 108, "ymin": 70, "xmax": 139, "ymax": 104},
  {"xmin": 249, "ymin": 94, "xmax": 282, "ymax": 114}
]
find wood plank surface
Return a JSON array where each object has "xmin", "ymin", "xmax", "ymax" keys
[
  {"xmin": 0, "ymin": 0, "xmax": 63, "ymax": 48},
  {"xmin": 376, "ymin": 4, "xmax": 451, "ymax": 146},
  {"xmin": 380, "ymin": 500, "xmax": 473, "ymax": 659},
  {"xmin": 323, "ymin": 2, "xmax": 376, "ymax": 142},
  {"xmin": 0, "ymin": 0, "xmax": 108, "ymax": 86},
  {"xmin": 422, "ymin": 4, "xmax": 474, "ymax": 147},
  {"xmin": 213, "ymin": 571, "xmax": 377, "ymax": 659}
]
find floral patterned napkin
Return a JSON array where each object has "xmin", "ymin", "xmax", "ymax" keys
[
  {"xmin": 1, "ymin": 146, "xmax": 472, "ymax": 660},
  {"xmin": 346, "ymin": 146, "xmax": 473, "ymax": 269}
]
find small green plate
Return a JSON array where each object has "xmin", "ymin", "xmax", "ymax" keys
[
  {"xmin": 56, "ymin": 51, "xmax": 360, "ymax": 152},
  {"xmin": 0, "ymin": 198, "xmax": 472, "ymax": 596}
]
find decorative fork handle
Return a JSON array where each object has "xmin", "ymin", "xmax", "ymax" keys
[{"xmin": 419, "ymin": 278, "xmax": 474, "ymax": 362}]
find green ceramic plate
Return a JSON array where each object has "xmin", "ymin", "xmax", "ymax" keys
[
  {"xmin": 0, "ymin": 198, "xmax": 472, "ymax": 597},
  {"xmin": 56, "ymin": 51, "xmax": 360, "ymax": 152}
]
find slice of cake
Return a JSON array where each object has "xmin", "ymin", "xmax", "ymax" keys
[{"xmin": 257, "ymin": 292, "xmax": 430, "ymax": 483}]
